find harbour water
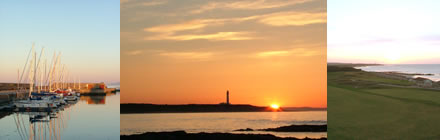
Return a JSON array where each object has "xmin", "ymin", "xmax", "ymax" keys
[
  {"xmin": 357, "ymin": 64, "xmax": 440, "ymax": 81},
  {"xmin": 121, "ymin": 111, "xmax": 327, "ymax": 138},
  {"xmin": 0, "ymin": 92, "xmax": 120, "ymax": 140}
]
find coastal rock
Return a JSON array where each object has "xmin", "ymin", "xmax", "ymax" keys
[
  {"xmin": 235, "ymin": 128, "xmax": 254, "ymax": 131},
  {"xmin": 120, "ymin": 131, "xmax": 327, "ymax": 140},
  {"xmin": 260, "ymin": 125, "xmax": 327, "ymax": 132},
  {"xmin": 235, "ymin": 124, "xmax": 327, "ymax": 132}
]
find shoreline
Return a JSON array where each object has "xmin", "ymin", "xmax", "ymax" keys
[
  {"xmin": 330, "ymin": 63, "xmax": 440, "ymax": 89},
  {"xmin": 121, "ymin": 103, "xmax": 326, "ymax": 114},
  {"xmin": 121, "ymin": 131, "xmax": 327, "ymax": 140},
  {"xmin": 120, "ymin": 110, "xmax": 327, "ymax": 114},
  {"xmin": 235, "ymin": 124, "xmax": 327, "ymax": 132},
  {"xmin": 354, "ymin": 64, "xmax": 440, "ymax": 82}
]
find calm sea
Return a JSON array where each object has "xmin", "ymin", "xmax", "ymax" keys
[
  {"xmin": 0, "ymin": 92, "xmax": 120, "ymax": 140},
  {"xmin": 121, "ymin": 111, "xmax": 327, "ymax": 138},
  {"xmin": 357, "ymin": 64, "xmax": 440, "ymax": 81}
]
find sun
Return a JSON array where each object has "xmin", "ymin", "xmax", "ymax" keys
[
  {"xmin": 384, "ymin": 51, "xmax": 401, "ymax": 64},
  {"xmin": 270, "ymin": 104, "xmax": 280, "ymax": 109}
]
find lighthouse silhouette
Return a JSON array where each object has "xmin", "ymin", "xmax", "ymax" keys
[{"xmin": 226, "ymin": 90, "xmax": 230, "ymax": 105}]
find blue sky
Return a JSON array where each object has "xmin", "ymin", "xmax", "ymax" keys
[
  {"xmin": 328, "ymin": 0, "xmax": 440, "ymax": 64},
  {"xmin": 0, "ymin": 0, "xmax": 120, "ymax": 83}
]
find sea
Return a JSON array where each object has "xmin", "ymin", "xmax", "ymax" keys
[
  {"xmin": 0, "ymin": 87, "xmax": 120, "ymax": 140},
  {"xmin": 120, "ymin": 111, "xmax": 327, "ymax": 138},
  {"xmin": 357, "ymin": 64, "xmax": 440, "ymax": 81}
]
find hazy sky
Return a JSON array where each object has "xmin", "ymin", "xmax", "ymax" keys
[
  {"xmin": 328, "ymin": 0, "xmax": 440, "ymax": 64},
  {"xmin": 0, "ymin": 0, "xmax": 120, "ymax": 83},
  {"xmin": 122, "ymin": 0, "xmax": 326, "ymax": 107}
]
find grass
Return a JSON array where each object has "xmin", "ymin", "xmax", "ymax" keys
[{"xmin": 328, "ymin": 66, "xmax": 440, "ymax": 139}]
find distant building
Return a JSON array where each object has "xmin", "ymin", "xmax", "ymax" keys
[
  {"xmin": 226, "ymin": 90, "xmax": 230, "ymax": 105},
  {"xmin": 219, "ymin": 90, "xmax": 231, "ymax": 105}
]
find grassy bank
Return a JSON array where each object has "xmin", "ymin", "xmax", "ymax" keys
[{"xmin": 328, "ymin": 65, "xmax": 440, "ymax": 139}]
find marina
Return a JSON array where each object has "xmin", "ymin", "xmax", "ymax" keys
[
  {"xmin": 0, "ymin": 45, "xmax": 120, "ymax": 140},
  {"xmin": 0, "ymin": 90, "xmax": 120, "ymax": 140},
  {"xmin": 0, "ymin": 1, "xmax": 120, "ymax": 139},
  {"xmin": 0, "ymin": 46, "xmax": 117, "ymax": 112}
]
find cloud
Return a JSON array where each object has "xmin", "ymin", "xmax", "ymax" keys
[
  {"xmin": 258, "ymin": 11, "xmax": 326, "ymax": 26},
  {"xmin": 145, "ymin": 32, "xmax": 255, "ymax": 41},
  {"xmin": 191, "ymin": 0, "xmax": 312, "ymax": 14},
  {"xmin": 121, "ymin": 0, "xmax": 167, "ymax": 9},
  {"xmin": 144, "ymin": 11, "xmax": 325, "ymax": 35},
  {"xmin": 144, "ymin": 19, "xmax": 250, "ymax": 41},
  {"xmin": 290, "ymin": 48, "xmax": 321, "ymax": 57},
  {"xmin": 159, "ymin": 52, "xmax": 214, "ymax": 60},
  {"xmin": 143, "ymin": 11, "xmax": 324, "ymax": 41},
  {"xmin": 120, "ymin": 0, "xmax": 131, "ymax": 4},
  {"xmin": 142, "ymin": 1, "xmax": 166, "ymax": 6},
  {"xmin": 125, "ymin": 50, "xmax": 143, "ymax": 56},
  {"xmin": 256, "ymin": 48, "xmax": 321, "ymax": 58},
  {"xmin": 144, "ymin": 19, "xmax": 223, "ymax": 33},
  {"xmin": 257, "ymin": 51, "xmax": 290, "ymax": 57}
]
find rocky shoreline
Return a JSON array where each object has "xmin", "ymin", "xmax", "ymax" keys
[
  {"xmin": 121, "ymin": 131, "xmax": 327, "ymax": 140},
  {"xmin": 235, "ymin": 124, "xmax": 327, "ymax": 132},
  {"xmin": 371, "ymin": 71, "xmax": 440, "ymax": 88},
  {"xmin": 329, "ymin": 63, "xmax": 440, "ymax": 89}
]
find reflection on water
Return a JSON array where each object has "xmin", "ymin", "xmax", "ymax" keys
[
  {"xmin": 121, "ymin": 111, "xmax": 327, "ymax": 138},
  {"xmin": 7, "ymin": 102, "xmax": 77, "ymax": 140},
  {"xmin": 0, "ymin": 92, "xmax": 120, "ymax": 140},
  {"xmin": 79, "ymin": 93, "xmax": 116, "ymax": 105}
]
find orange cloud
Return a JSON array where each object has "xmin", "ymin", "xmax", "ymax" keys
[
  {"xmin": 159, "ymin": 51, "xmax": 214, "ymax": 60},
  {"xmin": 144, "ymin": 11, "xmax": 325, "ymax": 35},
  {"xmin": 142, "ymin": 1, "xmax": 166, "ymax": 6},
  {"xmin": 191, "ymin": 0, "xmax": 312, "ymax": 14},
  {"xmin": 144, "ymin": 19, "xmax": 224, "ymax": 33},
  {"xmin": 145, "ymin": 32, "xmax": 255, "ymax": 41},
  {"xmin": 256, "ymin": 48, "xmax": 322, "ymax": 58},
  {"xmin": 125, "ymin": 50, "xmax": 143, "ymax": 56},
  {"xmin": 257, "ymin": 51, "xmax": 290, "ymax": 57},
  {"xmin": 121, "ymin": 0, "xmax": 166, "ymax": 9},
  {"xmin": 290, "ymin": 48, "xmax": 321, "ymax": 56},
  {"xmin": 258, "ymin": 11, "xmax": 327, "ymax": 26}
]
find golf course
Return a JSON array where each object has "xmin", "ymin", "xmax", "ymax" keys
[{"xmin": 328, "ymin": 65, "xmax": 440, "ymax": 139}]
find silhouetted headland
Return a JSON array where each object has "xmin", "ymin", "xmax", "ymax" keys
[
  {"xmin": 120, "ymin": 131, "xmax": 327, "ymax": 140},
  {"xmin": 235, "ymin": 124, "xmax": 327, "ymax": 132},
  {"xmin": 120, "ymin": 103, "xmax": 326, "ymax": 114}
]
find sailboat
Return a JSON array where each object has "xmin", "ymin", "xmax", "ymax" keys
[{"xmin": 14, "ymin": 45, "xmax": 58, "ymax": 111}]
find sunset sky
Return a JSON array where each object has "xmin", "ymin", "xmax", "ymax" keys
[
  {"xmin": 0, "ymin": 0, "xmax": 120, "ymax": 83},
  {"xmin": 122, "ymin": 0, "xmax": 326, "ymax": 107},
  {"xmin": 328, "ymin": 0, "xmax": 440, "ymax": 64}
]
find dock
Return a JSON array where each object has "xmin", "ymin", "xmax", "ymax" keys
[
  {"xmin": 0, "ymin": 90, "xmax": 28, "ymax": 105},
  {"xmin": 0, "ymin": 82, "xmax": 116, "ymax": 100}
]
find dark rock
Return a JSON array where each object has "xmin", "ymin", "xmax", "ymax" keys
[
  {"xmin": 120, "ymin": 131, "xmax": 327, "ymax": 140},
  {"xmin": 235, "ymin": 128, "xmax": 254, "ymax": 131},
  {"xmin": 259, "ymin": 125, "xmax": 327, "ymax": 132}
]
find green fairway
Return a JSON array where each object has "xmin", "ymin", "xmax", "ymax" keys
[{"xmin": 328, "ymin": 66, "xmax": 440, "ymax": 139}]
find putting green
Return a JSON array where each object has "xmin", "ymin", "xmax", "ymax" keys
[{"xmin": 328, "ymin": 67, "xmax": 440, "ymax": 139}]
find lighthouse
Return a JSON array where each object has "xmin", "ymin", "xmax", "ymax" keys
[{"xmin": 226, "ymin": 90, "xmax": 230, "ymax": 105}]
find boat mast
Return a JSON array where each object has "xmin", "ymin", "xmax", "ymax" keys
[
  {"xmin": 38, "ymin": 68, "xmax": 41, "ymax": 93},
  {"xmin": 29, "ymin": 46, "xmax": 35, "ymax": 97},
  {"xmin": 46, "ymin": 52, "xmax": 55, "ymax": 92},
  {"xmin": 54, "ymin": 52, "xmax": 61, "ymax": 91},
  {"xmin": 17, "ymin": 69, "xmax": 19, "ymax": 92},
  {"xmin": 79, "ymin": 77, "xmax": 81, "ymax": 90},
  {"xmin": 19, "ymin": 44, "xmax": 33, "ymax": 92},
  {"xmin": 44, "ymin": 59, "xmax": 47, "ymax": 92},
  {"xmin": 74, "ymin": 77, "xmax": 76, "ymax": 91}
]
